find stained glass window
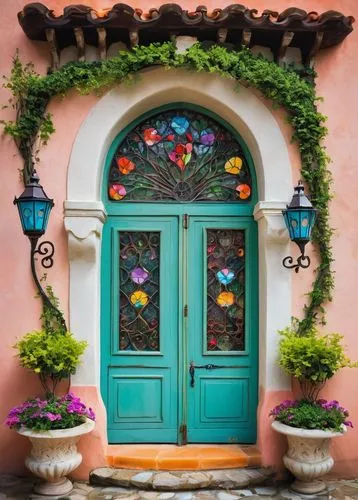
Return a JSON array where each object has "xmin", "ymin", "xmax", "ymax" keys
[
  {"xmin": 207, "ymin": 230, "xmax": 245, "ymax": 351},
  {"xmin": 119, "ymin": 231, "xmax": 160, "ymax": 351},
  {"xmin": 108, "ymin": 109, "xmax": 252, "ymax": 202}
]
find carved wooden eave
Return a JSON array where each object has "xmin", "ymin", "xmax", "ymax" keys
[{"xmin": 18, "ymin": 3, "xmax": 354, "ymax": 69}]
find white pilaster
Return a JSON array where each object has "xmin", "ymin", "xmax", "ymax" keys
[
  {"xmin": 64, "ymin": 201, "xmax": 107, "ymax": 386},
  {"xmin": 254, "ymin": 202, "xmax": 291, "ymax": 391}
]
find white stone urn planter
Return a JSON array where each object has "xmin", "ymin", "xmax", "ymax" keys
[
  {"xmin": 18, "ymin": 418, "xmax": 95, "ymax": 496},
  {"xmin": 272, "ymin": 420, "xmax": 346, "ymax": 494}
]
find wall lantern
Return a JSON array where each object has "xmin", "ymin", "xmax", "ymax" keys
[
  {"xmin": 282, "ymin": 180, "xmax": 317, "ymax": 273},
  {"xmin": 14, "ymin": 171, "xmax": 67, "ymax": 330}
]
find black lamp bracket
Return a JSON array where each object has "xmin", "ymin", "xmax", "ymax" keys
[
  {"xmin": 282, "ymin": 253, "xmax": 311, "ymax": 273},
  {"xmin": 30, "ymin": 237, "xmax": 67, "ymax": 331}
]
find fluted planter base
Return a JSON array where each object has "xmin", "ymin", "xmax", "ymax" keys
[
  {"xmin": 272, "ymin": 421, "xmax": 346, "ymax": 495},
  {"xmin": 34, "ymin": 477, "xmax": 73, "ymax": 496},
  {"xmin": 18, "ymin": 419, "xmax": 95, "ymax": 496}
]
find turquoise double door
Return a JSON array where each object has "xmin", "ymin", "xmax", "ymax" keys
[{"xmin": 101, "ymin": 208, "xmax": 258, "ymax": 444}]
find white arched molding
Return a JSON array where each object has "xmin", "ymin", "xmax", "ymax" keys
[{"xmin": 65, "ymin": 67, "xmax": 292, "ymax": 391}]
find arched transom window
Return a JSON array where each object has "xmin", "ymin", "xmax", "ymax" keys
[{"xmin": 108, "ymin": 108, "xmax": 252, "ymax": 202}]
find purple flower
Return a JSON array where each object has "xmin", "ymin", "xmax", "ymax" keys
[
  {"xmin": 45, "ymin": 412, "xmax": 62, "ymax": 422},
  {"xmin": 5, "ymin": 416, "xmax": 20, "ymax": 427},
  {"xmin": 344, "ymin": 421, "xmax": 354, "ymax": 428},
  {"xmin": 87, "ymin": 408, "xmax": 96, "ymax": 421}
]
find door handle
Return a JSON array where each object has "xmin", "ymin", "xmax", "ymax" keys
[{"xmin": 189, "ymin": 361, "xmax": 237, "ymax": 387}]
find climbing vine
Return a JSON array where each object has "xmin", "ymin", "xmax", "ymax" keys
[{"xmin": 1, "ymin": 42, "xmax": 333, "ymax": 333}]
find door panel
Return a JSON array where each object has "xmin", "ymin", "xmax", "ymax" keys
[
  {"xmin": 186, "ymin": 217, "xmax": 258, "ymax": 443},
  {"xmin": 102, "ymin": 217, "xmax": 179, "ymax": 443}
]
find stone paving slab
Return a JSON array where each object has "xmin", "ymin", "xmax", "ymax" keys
[{"xmin": 1, "ymin": 475, "xmax": 358, "ymax": 500}]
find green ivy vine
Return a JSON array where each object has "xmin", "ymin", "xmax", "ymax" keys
[{"xmin": 1, "ymin": 42, "xmax": 333, "ymax": 333}]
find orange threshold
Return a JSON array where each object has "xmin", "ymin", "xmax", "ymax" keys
[{"xmin": 106, "ymin": 444, "xmax": 261, "ymax": 470}]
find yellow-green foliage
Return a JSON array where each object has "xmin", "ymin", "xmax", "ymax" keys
[
  {"xmin": 278, "ymin": 325, "xmax": 358, "ymax": 384},
  {"xmin": 15, "ymin": 330, "xmax": 87, "ymax": 380}
]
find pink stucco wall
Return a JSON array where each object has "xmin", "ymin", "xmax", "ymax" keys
[{"xmin": 1, "ymin": 0, "xmax": 358, "ymax": 479}]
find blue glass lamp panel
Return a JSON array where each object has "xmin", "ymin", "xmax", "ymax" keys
[
  {"xmin": 301, "ymin": 210, "xmax": 317, "ymax": 240},
  {"xmin": 17, "ymin": 199, "xmax": 52, "ymax": 235},
  {"xmin": 34, "ymin": 200, "xmax": 52, "ymax": 232},
  {"xmin": 283, "ymin": 210, "xmax": 315, "ymax": 243}
]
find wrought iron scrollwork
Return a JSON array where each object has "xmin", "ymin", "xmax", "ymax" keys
[
  {"xmin": 30, "ymin": 237, "xmax": 67, "ymax": 331},
  {"xmin": 282, "ymin": 254, "xmax": 311, "ymax": 273},
  {"xmin": 33, "ymin": 240, "xmax": 55, "ymax": 268}
]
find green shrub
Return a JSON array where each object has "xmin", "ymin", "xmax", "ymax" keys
[
  {"xmin": 15, "ymin": 330, "xmax": 87, "ymax": 394},
  {"xmin": 278, "ymin": 322, "xmax": 358, "ymax": 400}
]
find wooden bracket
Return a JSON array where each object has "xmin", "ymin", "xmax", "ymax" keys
[
  {"xmin": 277, "ymin": 31, "xmax": 295, "ymax": 64},
  {"xmin": 241, "ymin": 29, "xmax": 252, "ymax": 48},
  {"xmin": 217, "ymin": 28, "xmax": 228, "ymax": 44},
  {"xmin": 45, "ymin": 28, "xmax": 60, "ymax": 70},
  {"xmin": 129, "ymin": 29, "xmax": 139, "ymax": 47},
  {"xmin": 74, "ymin": 27, "xmax": 85, "ymax": 61},
  {"xmin": 307, "ymin": 31, "xmax": 324, "ymax": 67},
  {"xmin": 97, "ymin": 27, "xmax": 107, "ymax": 60}
]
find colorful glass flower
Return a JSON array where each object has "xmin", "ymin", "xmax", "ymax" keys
[
  {"xmin": 168, "ymin": 143, "xmax": 193, "ymax": 171},
  {"xmin": 130, "ymin": 267, "xmax": 149, "ymax": 284},
  {"xmin": 116, "ymin": 156, "xmax": 135, "ymax": 175},
  {"xmin": 143, "ymin": 128, "xmax": 162, "ymax": 146},
  {"xmin": 236, "ymin": 184, "xmax": 251, "ymax": 200},
  {"xmin": 200, "ymin": 129, "xmax": 215, "ymax": 146},
  {"xmin": 237, "ymin": 248, "xmax": 245, "ymax": 257},
  {"xmin": 109, "ymin": 184, "xmax": 127, "ymax": 200},
  {"xmin": 225, "ymin": 157, "xmax": 243, "ymax": 175},
  {"xmin": 208, "ymin": 338, "xmax": 218, "ymax": 347},
  {"xmin": 130, "ymin": 290, "xmax": 149, "ymax": 308},
  {"xmin": 171, "ymin": 116, "xmax": 189, "ymax": 135},
  {"xmin": 216, "ymin": 291, "xmax": 235, "ymax": 307},
  {"xmin": 216, "ymin": 268, "xmax": 235, "ymax": 285}
]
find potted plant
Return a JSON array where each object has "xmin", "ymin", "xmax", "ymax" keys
[
  {"xmin": 6, "ymin": 393, "xmax": 95, "ymax": 496},
  {"xmin": 5, "ymin": 287, "xmax": 95, "ymax": 496},
  {"xmin": 271, "ymin": 322, "xmax": 357, "ymax": 495}
]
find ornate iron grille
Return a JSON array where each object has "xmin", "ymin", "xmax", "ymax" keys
[
  {"xmin": 207, "ymin": 229, "xmax": 245, "ymax": 351},
  {"xmin": 108, "ymin": 109, "xmax": 252, "ymax": 202},
  {"xmin": 119, "ymin": 231, "xmax": 160, "ymax": 351}
]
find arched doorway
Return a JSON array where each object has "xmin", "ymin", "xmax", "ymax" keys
[{"xmin": 101, "ymin": 103, "xmax": 258, "ymax": 444}]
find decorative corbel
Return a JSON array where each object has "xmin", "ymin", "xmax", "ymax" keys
[
  {"xmin": 45, "ymin": 28, "xmax": 60, "ymax": 70},
  {"xmin": 97, "ymin": 27, "xmax": 107, "ymax": 60},
  {"xmin": 277, "ymin": 31, "xmax": 295, "ymax": 64},
  {"xmin": 74, "ymin": 27, "xmax": 85, "ymax": 62}
]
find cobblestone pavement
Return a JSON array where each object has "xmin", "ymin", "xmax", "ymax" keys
[{"xmin": 1, "ymin": 475, "xmax": 358, "ymax": 500}]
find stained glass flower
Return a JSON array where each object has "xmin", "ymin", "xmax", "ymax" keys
[
  {"xmin": 225, "ymin": 157, "xmax": 243, "ymax": 175},
  {"xmin": 169, "ymin": 143, "xmax": 193, "ymax": 171},
  {"xmin": 171, "ymin": 116, "xmax": 189, "ymax": 135},
  {"xmin": 130, "ymin": 267, "xmax": 149, "ymax": 284},
  {"xmin": 200, "ymin": 129, "xmax": 215, "ymax": 146},
  {"xmin": 237, "ymin": 248, "xmax": 245, "ymax": 257},
  {"xmin": 216, "ymin": 268, "xmax": 235, "ymax": 285},
  {"xmin": 208, "ymin": 338, "xmax": 218, "ymax": 347},
  {"xmin": 216, "ymin": 291, "xmax": 235, "ymax": 307},
  {"xmin": 130, "ymin": 291, "xmax": 149, "ymax": 308},
  {"xmin": 194, "ymin": 144, "xmax": 212, "ymax": 156},
  {"xmin": 144, "ymin": 128, "xmax": 161, "ymax": 146},
  {"xmin": 236, "ymin": 184, "xmax": 251, "ymax": 199},
  {"xmin": 117, "ymin": 157, "xmax": 135, "ymax": 175},
  {"xmin": 109, "ymin": 184, "xmax": 126, "ymax": 200}
]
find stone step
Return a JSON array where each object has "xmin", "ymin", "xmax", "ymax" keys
[
  {"xmin": 90, "ymin": 468, "xmax": 274, "ymax": 492},
  {"xmin": 106, "ymin": 445, "xmax": 261, "ymax": 470}
]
